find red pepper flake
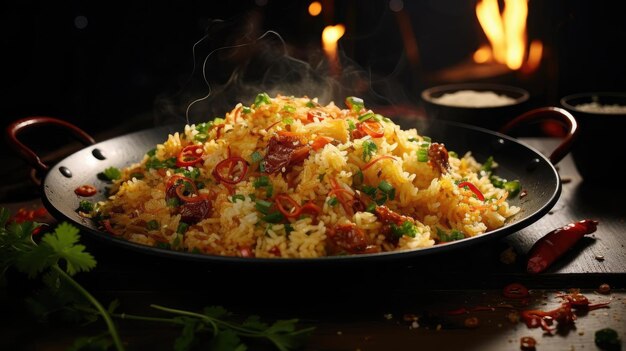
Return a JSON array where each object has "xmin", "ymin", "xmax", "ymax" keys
[
  {"xmin": 464, "ymin": 317, "xmax": 479, "ymax": 328},
  {"xmin": 75, "ymin": 184, "xmax": 97, "ymax": 197},
  {"xmin": 503, "ymin": 283, "xmax": 530, "ymax": 299},
  {"xmin": 520, "ymin": 336, "xmax": 536, "ymax": 350}
]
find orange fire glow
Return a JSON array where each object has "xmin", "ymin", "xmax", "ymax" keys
[
  {"xmin": 322, "ymin": 24, "xmax": 345, "ymax": 75},
  {"xmin": 308, "ymin": 1, "xmax": 322, "ymax": 16},
  {"xmin": 475, "ymin": 0, "xmax": 540, "ymax": 71}
]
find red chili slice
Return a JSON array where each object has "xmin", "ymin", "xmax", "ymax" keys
[
  {"xmin": 176, "ymin": 144, "xmax": 204, "ymax": 167},
  {"xmin": 75, "ymin": 184, "xmax": 97, "ymax": 197},
  {"xmin": 359, "ymin": 120, "xmax": 385, "ymax": 138},
  {"xmin": 457, "ymin": 181, "xmax": 485, "ymax": 201},
  {"xmin": 275, "ymin": 194, "xmax": 301, "ymax": 218},
  {"xmin": 212, "ymin": 156, "xmax": 249, "ymax": 184},
  {"xmin": 307, "ymin": 110, "xmax": 328, "ymax": 123}
]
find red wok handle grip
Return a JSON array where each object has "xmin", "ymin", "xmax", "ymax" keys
[
  {"xmin": 499, "ymin": 107, "xmax": 578, "ymax": 165},
  {"xmin": 6, "ymin": 116, "xmax": 96, "ymax": 172}
]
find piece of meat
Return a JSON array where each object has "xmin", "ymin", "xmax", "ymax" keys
[
  {"xmin": 262, "ymin": 135, "xmax": 311, "ymax": 173},
  {"xmin": 326, "ymin": 223, "xmax": 379, "ymax": 255},
  {"xmin": 374, "ymin": 205, "xmax": 416, "ymax": 245},
  {"xmin": 428, "ymin": 142, "xmax": 450, "ymax": 173},
  {"xmin": 179, "ymin": 198, "xmax": 211, "ymax": 224}
]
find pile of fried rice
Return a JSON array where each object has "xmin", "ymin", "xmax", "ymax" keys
[{"xmin": 95, "ymin": 94, "xmax": 520, "ymax": 258}]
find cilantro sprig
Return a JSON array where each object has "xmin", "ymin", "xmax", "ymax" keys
[{"xmin": 0, "ymin": 208, "xmax": 313, "ymax": 351}]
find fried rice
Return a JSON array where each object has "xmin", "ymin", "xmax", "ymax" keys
[{"xmin": 95, "ymin": 94, "xmax": 520, "ymax": 258}]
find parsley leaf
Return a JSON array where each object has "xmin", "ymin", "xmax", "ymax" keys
[{"xmin": 362, "ymin": 140, "xmax": 378, "ymax": 161}]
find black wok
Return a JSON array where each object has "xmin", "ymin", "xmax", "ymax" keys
[{"xmin": 6, "ymin": 108, "xmax": 577, "ymax": 266}]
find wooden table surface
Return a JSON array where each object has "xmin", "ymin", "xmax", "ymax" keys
[{"xmin": 1, "ymin": 138, "xmax": 624, "ymax": 351}]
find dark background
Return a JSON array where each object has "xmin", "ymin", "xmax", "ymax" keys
[{"xmin": 2, "ymin": 0, "xmax": 625, "ymax": 202}]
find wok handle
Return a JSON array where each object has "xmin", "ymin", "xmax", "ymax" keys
[
  {"xmin": 499, "ymin": 107, "xmax": 578, "ymax": 165},
  {"xmin": 6, "ymin": 116, "xmax": 96, "ymax": 172}
]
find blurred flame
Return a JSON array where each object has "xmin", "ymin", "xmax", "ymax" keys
[
  {"xmin": 522, "ymin": 40, "xmax": 543, "ymax": 73},
  {"xmin": 473, "ymin": 44, "xmax": 492, "ymax": 64},
  {"xmin": 322, "ymin": 24, "xmax": 345, "ymax": 75},
  {"xmin": 308, "ymin": 1, "xmax": 322, "ymax": 16},
  {"xmin": 475, "ymin": 0, "xmax": 539, "ymax": 71}
]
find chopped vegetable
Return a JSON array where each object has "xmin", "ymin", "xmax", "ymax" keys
[
  {"xmin": 282, "ymin": 105, "xmax": 296, "ymax": 113},
  {"xmin": 176, "ymin": 222, "xmax": 189, "ymax": 234},
  {"xmin": 437, "ymin": 227, "xmax": 465, "ymax": 242},
  {"xmin": 102, "ymin": 167, "xmax": 121, "ymax": 181},
  {"xmin": 78, "ymin": 200, "xmax": 94, "ymax": 213},
  {"xmin": 242, "ymin": 106, "xmax": 252, "ymax": 114},
  {"xmin": 448, "ymin": 151, "xmax": 458, "ymax": 158},
  {"xmin": 230, "ymin": 194, "xmax": 245, "ymax": 203},
  {"xmin": 417, "ymin": 138, "xmax": 431, "ymax": 162},
  {"xmin": 347, "ymin": 119, "xmax": 356, "ymax": 131},
  {"xmin": 345, "ymin": 96, "xmax": 364, "ymax": 112},
  {"xmin": 306, "ymin": 100, "xmax": 316, "ymax": 108},
  {"xmin": 251, "ymin": 151, "xmax": 263, "ymax": 163},
  {"xmin": 283, "ymin": 117, "xmax": 294, "ymax": 125},
  {"xmin": 595, "ymin": 328, "xmax": 621, "ymax": 350},
  {"xmin": 390, "ymin": 221, "xmax": 418, "ymax": 238},
  {"xmin": 146, "ymin": 220, "xmax": 159, "ymax": 230},
  {"xmin": 254, "ymin": 92, "xmax": 271, "ymax": 106},
  {"xmin": 359, "ymin": 120, "xmax": 385, "ymax": 138},
  {"xmin": 255, "ymin": 199, "xmax": 273, "ymax": 215},
  {"xmin": 327, "ymin": 197, "xmax": 339, "ymax": 206},
  {"xmin": 358, "ymin": 112, "xmax": 376, "ymax": 122},
  {"xmin": 362, "ymin": 140, "xmax": 378, "ymax": 161}
]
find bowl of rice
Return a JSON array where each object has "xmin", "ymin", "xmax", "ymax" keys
[
  {"xmin": 560, "ymin": 92, "xmax": 626, "ymax": 184},
  {"xmin": 87, "ymin": 94, "xmax": 527, "ymax": 259},
  {"xmin": 421, "ymin": 83, "xmax": 530, "ymax": 131}
]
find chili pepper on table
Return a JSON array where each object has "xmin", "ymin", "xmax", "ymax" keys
[{"xmin": 527, "ymin": 219, "xmax": 599, "ymax": 274}]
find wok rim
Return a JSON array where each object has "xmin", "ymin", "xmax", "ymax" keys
[{"xmin": 41, "ymin": 120, "xmax": 561, "ymax": 265}]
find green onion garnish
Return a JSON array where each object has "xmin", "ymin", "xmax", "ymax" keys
[
  {"xmin": 231, "ymin": 194, "xmax": 246, "ymax": 203},
  {"xmin": 254, "ymin": 92, "xmax": 271, "ymax": 106},
  {"xmin": 146, "ymin": 220, "xmax": 159, "ymax": 230},
  {"xmin": 255, "ymin": 199, "xmax": 273, "ymax": 215},
  {"xmin": 251, "ymin": 151, "xmax": 263, "ymax": 163},
  {"xmin": 176, "ymin": 222, "xmax": 189, "ymax": 234}
]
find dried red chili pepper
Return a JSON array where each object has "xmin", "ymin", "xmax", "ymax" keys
[{"xmin": 527, "ymin": 219, "xmax": 599, "ymax": 274}]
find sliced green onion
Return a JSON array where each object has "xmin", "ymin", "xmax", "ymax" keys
[
  {"xmin": 251, "ymin": 151, "xmax": 263, "ymax": 163},
  {"xmin": 358, "ymin": 112, "xmax": 375, "ymax": 122},
  {"xmin": 306, "ymin": 101, "xmax": 316, "ymax": 108},
  {"xmin": 378, "ymin": 180, "xmax": 394, "ymax": 194},
  {"xmin": 283, "ymin": 117, "xmax": 294, "ymax": 125},
  {"xmin": 253, "ymin": 176, "xmax": 270, "ymax": 188},
  {"xmin": 176, "ymin": 222, "xmax": 189, "ymax": 234},
  {"xmin": 255, "ymin": 199, "xmax": 273, "ymax": 214},
  {"xmin": 422, "ymin": 136, "xmax": 432, "ymax": 143},
  {"xmin": 366, "ymin": 203, "xmax": 376, "ymax": 213},
  {"xmin": 147, "ymin": 148, "xmax": 157, "ymax": 157},
  {"xmin": 503, "ymin": 180, "xmax": 521, "ymax": 197},
  {"xmin": 417, "ymin": 148, "xmax": 429, "ymax": 162},
  {"xmin": 231, "ymin": 194, "xmax": 246, "ymax": 203},
  {"xmin": 166, "ymin": 198, "xmax": 180, "ymax": 207},
  {"xmin": 282, "ymin": 105, "xmax": 296, "ymax": 113},
  {"xmin": 327, "ymin": 197, "xmax": 339, "ymax": 206},
  {"xmin": 254, "ymin": 92, "xmax": 271, "ymax": 106},
  {"xmin": 347, "ymin": 120, "xmax": 356, "ymax": 132},
  {"xmin": 242, "ymin": 106, "xmax": 252, "ymax": 114},
  {"xmin": 262, "ymin": 212, "xmax": 284, "ymax": 224},
  {"xmin": 391, "ymin": 221, "xmax": 418, "ymax": 238},
  {"xmin": 345, "ymin": 96, "xmax": 364, "ymax": 112},
  {"xmin": 78, "ymin": 200, "xmax": 93, "ymax": 213},
  {"xmin": 146, "ymin": 220, "xmax": 159, "ymax": 230},
  {"xmin": 481, "ymin": 156, "xmax": 494, "ymax": 173},
  {"xmin": 448, "ymin": 151, "xmax": 458, "ymax": 158}
]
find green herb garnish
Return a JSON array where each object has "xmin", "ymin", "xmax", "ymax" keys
[
  {"xmin": 254, "ymin": 92, "xmax": 271, "ymax": 106},
  {"xmin": 437, "ymin": 227, "xmax": 465, "ymax": 242},
  {"xmin": 102, "ymin": 167, "xmax": 121, "ymax": 181},
  {"xmin": 390, "ymin": 221, "xmax": 418, "ymax": 238},
  {"xmin": 78, "ymin": 200, "xmax": 94, "ymax": 213},
  {"xmin": 362, "ymin": 140, "xmax": 378, "ymax": 161},
  {"xmin": 146, "ymin": 220, "xmax": 159, "ymax": 231}
]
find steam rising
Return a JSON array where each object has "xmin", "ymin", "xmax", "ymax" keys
[{"xmin": 154, "ymin": 18, "xmax": 416, "ymax": 127}]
